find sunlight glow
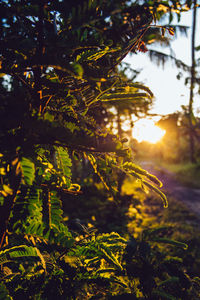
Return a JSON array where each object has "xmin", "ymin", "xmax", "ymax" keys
[{"xmin": 132, "ymin": 119, "xmax": 166, "ymax": 144}]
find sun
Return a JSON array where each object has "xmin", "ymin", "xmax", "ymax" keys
[{"xmin": 132, "ymin": 119, "xmax": 166, "ymax": 144}]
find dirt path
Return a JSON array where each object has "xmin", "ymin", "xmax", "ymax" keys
[{"xmin": 141, "ymin": 161, "xmax": 200, "ymax": 217}]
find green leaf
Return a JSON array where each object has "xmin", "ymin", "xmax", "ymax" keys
[
  {"xmin": 123, "ymin": 162, "xmax": 163, "ymax": 187},
  {"xmin": 0, "ymin": 245, "xmax": 46, "ymax": 270},
  {"xmin": 0, "ymin": 283, "xmax": 13, "ymax": 300},
  {"xmin": 72, "ymin": 63, "xmax": 83, "ymax": 78},
  {"xmin": 150, "ymin": 237, "xmax": 188, "ymax": 250},
  {"xmin": 158, "ymin": 277, "xmax": 179, "ymax": 287},
  {"xmin": 143, "ymin": 180, "xmax": 168, "ymax": 208},
  {"xmin": 97, "ymin": 243, "xmax": 123, "ymax": 270},
  {"xmin": 20, "ymin": 157, "xmax": 35, "ymax": 185},
  {"xmin": 152, "ymin": 289, "xmax": 176, "ymax": 300},
  {"xmin": 56, "ymin": 147, "xmax": 72, "ymax": 188}
]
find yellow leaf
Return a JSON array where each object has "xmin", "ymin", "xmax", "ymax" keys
[
  {"xmin": 3, "ymin": 184, "xmax": 13, "ymax": 195},
  {"xmin": 125, "ymin": 86, "xmax": 130, "ymax": 92},
  {"xmin": 0, "ymin": 168, "xmax": 6, "ymax": 175},
  {"xmin": 0, "ymin": 190, "xmax": 8, "ymax": 197},
  {"xmin": 168, "ymin": 27, "xmax": 174, "ymax": 36},
  {"xmin": 62, "ymin": 176, "xmax": 67, "ymax": 184},
  {"xmin": 69, "ymin": 183, "xmax": 81, "ymax": 191},
  {"xmin": 48, "ymin": 163, "xmax": 54, "ymax": 169}
]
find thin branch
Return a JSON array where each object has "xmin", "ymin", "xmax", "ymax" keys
[
  {"xmin": 40, "ymin": 183, "xmax": 82, "ymax": 195},
  {"xmin": 12, "ymin": 73, "xmax": 34, "ymax": 92},
  {"xmin": 42, "ymin": 95, "xmax": 53, "ymax": 114}
]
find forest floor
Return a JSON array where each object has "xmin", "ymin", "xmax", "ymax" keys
[{"xmin": 141, "ymin": 161, "xmax": 200, "ymax": 218}]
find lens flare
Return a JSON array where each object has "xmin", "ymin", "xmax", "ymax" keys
[{"xmin": 132, "ymin": 119, "xmax": 166, "ymax": 144}]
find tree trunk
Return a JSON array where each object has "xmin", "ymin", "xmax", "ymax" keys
[
  {"xmin": 117, "ymin": 107, "xmax": 122, "ymax": 139},
  {"xmin": 116, "ymin": 108, "xmax": 125, "ymax": 196},
  {"xmin": 188, "ymin": 0, "xmax": 197, "ymax": 163}
]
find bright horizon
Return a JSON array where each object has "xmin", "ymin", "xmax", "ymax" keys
[{"xmin": 132, "ymin": 119, "xmax": 166, "ymax": 143}]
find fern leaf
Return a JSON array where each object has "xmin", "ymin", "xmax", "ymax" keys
[
  {"xmin": 152, "ymin": 289, "xmax": 177, "ymax": 300},
  {"xmin": 150, "ymin": 237, "xmax": 188, "ymax": 250},
  {"xmin": 10, "ymin": 187, "xmax": 44, "ymax": 236},
  {"xmin": 97, "ymin": 243, "xmax": 123, "ymax": 271},
  {"xmin": 42, "ymin": 190, "xmax": 62, "ymax": 232},
  {"xmin": 86, "ymin": 154, "xmax": 109, "ymax": 190},
  {"xmin": 85, "ymin": 256, "xmax": 100, "ymax": 266},
  {"xmin": 95, "ymin": 268, "xmax": 116, "ymax": 274},
  {"xmin": 143, "ymin": 180, "xmax": 168, "ymax": 208},
  {"xmin": 20, "ymin": 157, "xmax": 35, "ymax": 185},
  {"xmin": 142, "ymin": 226, "xmax": 171, "ymax": 240},
  {"xmin": 121, "ymin": 162, "xmax": 167, "ymax": 206},
  {"xmin": 100, "ymin": 92, "xmax": 151, "ymax": 102},
  {"xmin": 77, "ymin": 47, "xmax": 119, "ymax": 64},
  {"xmin": 108, "ymin": 277, "xmax": 128, "ymax": 288},
  {"xmin": 97, "ymin": 232, "xmax": 127, "ymax": 245},
  {"xmin": 0, "ymin": 283, "xmax": 12, "ymax": 300},
  {"xmin": 123, "ymin": 162, "xmax": 162, "ymax": 187},
  {"xmin": 42, "ymin": 190, "xmax": 73, "ymax": 246},
  {"xmin": 56, "ymin": 147, "xmax": 72, "ymax": 188},
  {"xmin": 130, "ymin": 83, "xmax": 154, "ymax": 97},
  {"xmin": 0, "ymin": 245, "xmax": 46, "ymax": 271},
  {"xmin": 158, "ymin": 277, "xmax": 179, "ymax": 287}
]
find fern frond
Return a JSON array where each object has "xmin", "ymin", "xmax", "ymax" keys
[
  {"xmin": 76, "ymin": 232, "xmax": 127, "ymax": 271},
  {"xmin": 97, "ymin": 243, "xmax": 123, "ymax": 270},
  {"xmin": 10, "ymin": 187, "xmax": 73, "ymax": 247},
  {"xmin": 20, "ymin": 157, "xmax": 35, "ymax": 185},
  {"xmin": 97, "ymin": 232, "xmax": 127, "ymax": 245},
  {"xmin": 0, "ymin": 283, "xmax": 12, "ymax": 300},
  {"xmin": 142, "ymin": 180, "xmax": 168, "ymax": 208},
  {"xmin": 0, "ymin": 245, "xmax": 46, "ymax": 271},
  {"xmin": 56, "ymin": 147, "xmax": 72, "ymax": 188},
  {"xmin": 158, "ymin": 277, "xmax": 179, "ymax": 287},
  {"xmin": 108, "ymin": 277, "xmax": 128, "ymax": 288},
  {"xmin": 42, "ymin": 190, "xmax": 74, "ymax": 247},
  {"xmin": 142, "ymin": 226, "xmax": 170, "ymax": 239},
  {"xmin": 121, "ymin": 162, "xmax": 167, "ymax": 207},
  {"xmin": 77, "ymin": 47, "xmax": 119, "ymax": 63},
  {"xmin": 100, "ymin": 92, "xmax": 151, "ymax": 102},
  {"xmin": 129, "ymin": 83, "xmax": 154, "ymax": 97},
  {"xmin": 86, "ymin": 153, "xmax": 110, "ymax": 190},
  {"xmin": 10, "ymin": 187, "xmax": 43, "ymax": 235},
  {"xmin": 122, "ymin": 162, "xmax": 162, "ymax": 187},
  {"xmin": 46, "ymin": 191, "xmax": 63, "ymax": 228},
  {"xmin": 150, "ymin": 237, "xmax": 188, "ymax": 250},
  {"xmin": 152, "ymin": 289, "xmax": 176, "ymax": 300},
  {"xmin": 149, "ymin": 49, "xmax": 190, "ymax": 71}
]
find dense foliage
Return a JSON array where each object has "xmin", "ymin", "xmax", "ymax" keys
[{"xmin": 0, "ymin": 0, "xmax": 199, "ymax": 299}]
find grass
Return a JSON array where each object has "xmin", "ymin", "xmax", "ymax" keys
[
  {"xmin": 122, "ymin": 174, "xmax": 200, "ymax": 277},
  {"xmin": 143, "ymin": 194, "xmax": 200, "ymax": 277},
  {"xmin": 159, "ymin": 161, "xmax": 200, "ymax": 189}
]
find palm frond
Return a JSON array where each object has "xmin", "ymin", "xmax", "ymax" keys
[{"xmin": 149, "ymin": 49, "xmax": 190, "ymax": 71}]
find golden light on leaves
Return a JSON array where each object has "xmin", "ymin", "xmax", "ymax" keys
[{"xmin": 132, "ymin": 119, "xmax": 166, "ymax": 144}]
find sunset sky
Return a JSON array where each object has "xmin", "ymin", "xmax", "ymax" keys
[{"xmin": 124, "ymin": 8, "xmax": 200, "ymax": 117}]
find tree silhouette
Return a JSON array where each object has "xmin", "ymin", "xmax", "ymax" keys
[{"xmin": 188, "ymin": 0, "xmax": 197, "ymax": 163}]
